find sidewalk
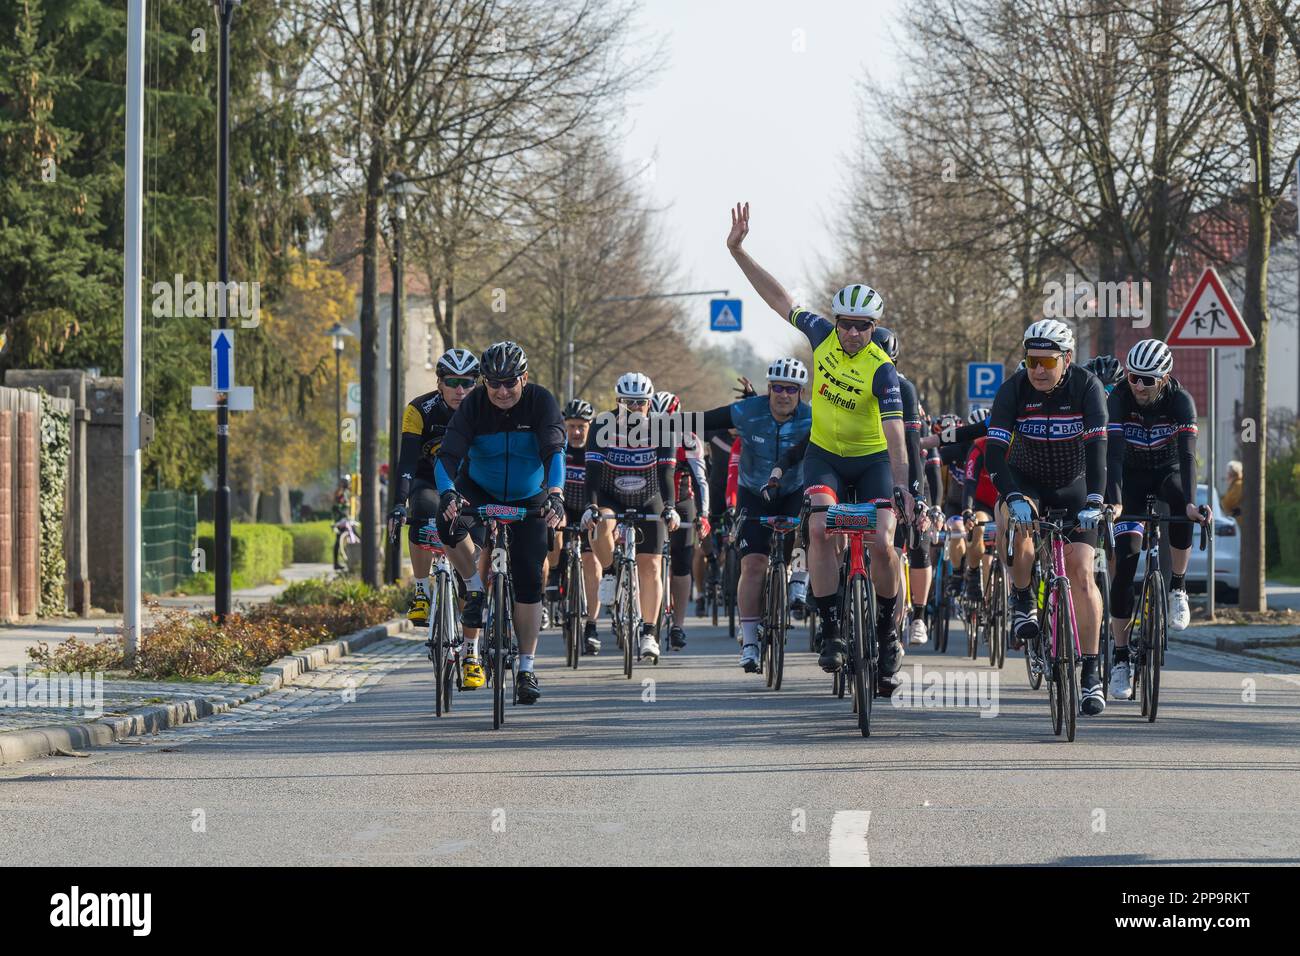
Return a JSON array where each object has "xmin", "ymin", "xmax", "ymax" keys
[
  {"xmin": 0, "ymin": 563, "xmax": 334, "ymax": 669},
  {"xmin": 1176, "ymin": 623, "xmax": 1300, "ymax": 668}
]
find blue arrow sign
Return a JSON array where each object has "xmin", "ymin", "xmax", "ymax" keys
[
  {"xmin": 212, "ymin": 330, "xmax": 234, "ymax": 391},
  {"xmin": 710, "ymin": 298, "xmax": 742, "ymax": 332},
  {"xmin": 966, "ymin": 362, "xmax": 1002, "ymax": 401}
]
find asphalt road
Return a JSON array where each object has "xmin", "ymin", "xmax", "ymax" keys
[{"xmin": 2, "ymin": 612, "xmax": 1298, "ymax": 866}]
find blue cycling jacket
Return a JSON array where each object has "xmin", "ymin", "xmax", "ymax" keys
[
  {"xmin": 435, "ymin": 383, "xmax": 565, "ymax": 502},
  {"xmin": 699, "ymin": 394, "xmax": 812, "ymax": 497}
]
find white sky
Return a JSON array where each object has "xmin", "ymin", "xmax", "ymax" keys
[{"xmin": 619, "ymin": 0, "xmax": 905, "ymax": 354}]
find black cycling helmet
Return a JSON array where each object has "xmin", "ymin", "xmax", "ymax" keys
[
  {"xmin": 480, "ymin": 341, "xmax": 527, "ymax": 380},
  {"xmin": 871, "ymin": 326, "xmax": 899, "ymax": 363},
  {"xmin": 1084, "ymin": 354, "xmax": 1125, "ymax": 387},
  {"xmin": 562, "ymin": 398, "xmax": 595, "ymax": 421}
]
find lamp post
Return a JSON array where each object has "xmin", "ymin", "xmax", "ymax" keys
[
  {"xmin": 326, "ymin": 321, "xmax": 354, "ymax": 488},
  {"xmin": 385, "ymin": 171, "xmax": 424, "ymax": 583}
]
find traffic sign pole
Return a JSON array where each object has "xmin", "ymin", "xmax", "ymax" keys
[{"xmin": 1207, "ymin": 348, "xmax": 1216, "ymax": 620}]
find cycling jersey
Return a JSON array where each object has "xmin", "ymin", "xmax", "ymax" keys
[
  {"xmin": 962, "ymin": 436, "xmax": 999, "ymax": 512},
  {"xmin": 697, "ymin": 395, "xmax": 812, "ymax": 497},
  {"xmin": 1105, "ymin": 378, "xmax": 1197, "ymax": 505},
  {"xmin": 562, "ymin": 442, "xmax": 589, "ymax": 516},
  {"xmin": 986, "ymin": 365, "xmax": 1107, "ymax": 499},
  {"xmin": 673, "ymin": 432, "xmax": 710, "ymax": 515},
  {"xmin": 585, "ymin": 410, "xmax": 676, "ymax": 509},
  {"xmin": 899, "ymin": 374, "xmax": 923, "ymax": 494},
  {"xmin": 397, "ymin": 390, "xmax": 453, "ymax": 501},
  {"xmin": 787, "ymin": 307, "xmax": 903, "ymax": 456},
  {"xmin": 435, "ymin": 384, "xmax": 566, "ymax": 503}
]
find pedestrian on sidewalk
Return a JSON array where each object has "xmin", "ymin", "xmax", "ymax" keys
[{"xmin": 1221, "ymin": 460, "xmax": 1243, "ymax": 527}]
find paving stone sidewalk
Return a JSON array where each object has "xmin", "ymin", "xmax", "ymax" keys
[{"xmin": 1176, "ymin": 623, "xmax": 1300, "ymax": 668}]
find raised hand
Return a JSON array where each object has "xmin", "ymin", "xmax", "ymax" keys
[{"xmin": 726, "ymin": 201, "xmax": 750, "ymax": 251}]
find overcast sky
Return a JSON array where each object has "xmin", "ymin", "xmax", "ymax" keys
[{"xmin": 618, "ymin": 0, "xmax": 905, "ymax": 355}]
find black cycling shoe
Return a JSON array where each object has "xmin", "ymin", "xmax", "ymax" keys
[
  {"xmin": 516, "ymin": 670, "xmax": 541, "ymax": 704},
  {"xmin": 694, "ymin": 597, "xmax": 706, "ymax": 617},
  {"xmin": 669, "ymin": 625, "xmax": 687, "ymax": 650},
  {"xmin": 461, "ymin": 589, "xmax": 486, "ymax": 629},
  {"xmin": 582, "ymin": 620, "xmax": 601, "ymax": 656},
  {"xmin": 818, "ymin": 628, "xmax": 847, "ymax": 672}
]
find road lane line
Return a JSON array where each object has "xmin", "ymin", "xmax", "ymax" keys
[{"xmin": 829, "ymin": 810, "xmax": 871, "ymax": 866}]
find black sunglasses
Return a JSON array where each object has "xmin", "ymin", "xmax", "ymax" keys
[
  {"xmin": 836, "ymin": 318, "xmax": 874, "ymax": 333},
  {"xmin": 442, "ymin": 376, "xmax": 477, "ymax": 389},
  {"xmin": 487, "ymin": 376, "xmax": 520, "ymax": 390},
  {"xmin": 769, "ymin": 383, "xmax": 801, "ymax": 395}
]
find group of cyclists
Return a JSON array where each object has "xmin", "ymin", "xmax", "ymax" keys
[{"xmin": 384, "ymin": 200, "xmax": 1212, "ymax": 721}]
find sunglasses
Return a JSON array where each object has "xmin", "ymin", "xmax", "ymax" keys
[
  {"xmin": 442, "ymin": 376, "xmax": 477, "ymax": 389},
  {"xmin": 486, "ymin": 376, "xmax": 520, "ymax": 390},
  {"xmin": 620, "ymin": 398, "xmax": 649, "ymax": 408},
  {"xmin": 769, "ymin": 383, "xmax": 801, "ymax": 395},
  {"xmin": 836, "ymin": 318, "xmax": 873, "ymax": 334},
  {"xmin": 1025, "ymin": 354, "xmax": 1062, "ymax": 370},
  {"xmin": 1127, "ymin": 372, "xmax": 1160, "ymax": 387}
]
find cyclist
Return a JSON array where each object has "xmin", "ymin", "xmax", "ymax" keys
[
  {"xmin": 1105, "ymin": 339, "xmax": 1210, "ymax": 700},
  {"xmin": 551, "ymin": 398, "xmax": 604, "ymax": 657},
  {"xmin": 647, "ymin": 391, "xmax": 710, "ymax": 651},
  {"xmin": 387, "ymin": 348, "xmax": 485, "ymax": 686},
  {"xmin": 1084, "ymin": 354, "xmax": 1126, "ymax": 395},
  {"xmin": 986, "ymin": 319, "xmax": 1110, "ymax": 716},
  {"xmin": 696, "ymin": 358, "xmax": 812, "ymax": 672},
  {"xmin": 582, "ymin": 372, "xmax": 680, "ymax": 663},
  {"xmin": 435, "ymin": 341, "xmax": 566, "ymax": 706},
  {"xmin": 726, "ymin": 201, "xmax": 912, "ymax": 688},
  {"xmin": 959, "ymin": 407, "xmax": 999, "ymax": 620},
  {"xmin": 928, "ymin": 411, "xmax": 983, "ymax": 599}
]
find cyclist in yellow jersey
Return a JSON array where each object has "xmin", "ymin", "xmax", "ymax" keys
[{"xmin": 726, "ymin": 201, "xmax": 914, "ymax": 687}]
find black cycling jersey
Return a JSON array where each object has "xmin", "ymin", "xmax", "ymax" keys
[
  {"xmin": 1106, "ymin": 377, "xmax": 1198, "ymax": 504},
  {"xmin": 986, "ymin": 365, "xmax": 1108, "ymax": 499},
  {"xmin": 397, "ymin": 389, "xmax": 453, "ymax": 502},
  {"xmin": 586, "ymin": 409, "xmax": 676, "ymax": 509},
  {"xmin": 562, "ymin": 442, "xmax": 589, "ymax": 515},
  {"xmin": 899, "ymin": 374, "xmax": 923, "ymax": 494}
]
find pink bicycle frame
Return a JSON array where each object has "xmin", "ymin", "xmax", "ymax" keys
[{"xmin": 1045, "ymin": 534, "xmax": 1082, "ymax": 658}]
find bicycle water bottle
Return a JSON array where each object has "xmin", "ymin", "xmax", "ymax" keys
[
  {"xmin": 598, "ymin": 573, "xmax": 616, "ymax": 605},
  {"xmin": 788, "ymin": 569, "xmax": 808, "ymax": 608}
]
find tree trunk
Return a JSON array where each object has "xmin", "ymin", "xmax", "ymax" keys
[
  {"xmin": 1239, "ymin": 196, "xmax": 1270, "ymax": 612},
  {"xmin": 359, "ymin": 149, "xmax": 384, "ymax": 587}
]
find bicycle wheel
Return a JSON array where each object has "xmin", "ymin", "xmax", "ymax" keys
[
  {"xmin": 725, "ymin": 546, "xmax": 739, "ymax": 641},
  {"xmin": 710, "ymin": 562, "xmax": 720, "ymax": 627},
  {"xmin": 565, "ymin": 555, "xmax": 581, "ymax": 669},
  {"xmin": 431, "ymin": 581, "xmax": 447, "ymax": 718},
  {"xmin": 491, "ymin": 573, "xmax": 508, "ymax": 730},
  {"xmin": 808, "ymin": 605, "xmax": 818, "ymax": 653},
  {"xmin": 1145, "ymin": 572, "xmax": 1165, "ymax": 723},
  {"xmin": 771, "ymin": 563, "xmax": 788, "ymax": 691},
  {"xmin": 1096, "ymin": 567, "xmax": 1111, "ymax": 700},
  {"xmin": 655, "ymin": 546, "xmax": 671, "ymax": 646},
  {"xmin": 1024, "ymin": 566, "xmax": 1044, "ymax": 690},
  {"xmin": 619, "ymin": 563, "xmax": 635, "ymax": 679},
  {"xmin": 850, "ymin": 577, "xmax": 872, "ymax": 736},
  {"xmin": 1056, "ymin": 578, "xmax": 1078, "ymax": 741},
  {"xmin": 966, "ymin": 602, "xmax": 978, "ymax": 659}
]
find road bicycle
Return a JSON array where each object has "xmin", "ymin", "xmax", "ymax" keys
[
  {"xmin": 974, "ymin": 516, "xmax": 1007, "ymax": 670},
  {"xmin": 593, "ymin": 510, "xmax": 665, "ymax": 678},
  {"xmin": 1020, "ymin": 508, "xmax": 1086, "ymax": 741},
  {"xmin": 390, "ymin": 516, "xmax": 463, "ymax": 717},
  {"xmin": 1096, "ymin": 509, "xmax": 1114, "ymax": 698},
  {"xmin": 558, "ymin": 524, "xmax": 588, "ymax": 669},
  {"xmin": 810, "ymin": 495, "xmax": 880, "ymax": 738},
  {"xmin": 1110, "ymin": 497, "xmax": 1210, "ymax": 722},
  {"xmin": 720, "ymin": 508, "xmax": 745, "ymax": 641},
  {"xmin": 757, "ymin": 514, "xmax": 801, "ymax": 690}
]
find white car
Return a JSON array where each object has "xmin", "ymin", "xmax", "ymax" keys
[{"xmin": 1184, "ymin": 483, "xmax": 1240, "ymax": 603}]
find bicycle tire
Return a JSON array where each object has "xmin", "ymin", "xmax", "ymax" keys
[
  {"xmin": 726, "ymin": 545, "xmax": 739, "ymax": 641},
  {"xmin": 491, "ymin": 572, "xmax": 508, "ymax": 730},
  {"xmin": 431, "ymin": 580, "xmax": 447, "ymax": 718},
  {"xmin": 1096, "ymin": 567, "xmax": 1111, "ymax": 700},
  {"xmin": 619, "ymin": 562, "xmax": 635, "ymax": 680},
  {"xmin": 808, "ymin": 605, "xmax": 818, "ymax": 653},
  {"xmin": 1147, "ymin": 572, "xmax": 1165, "ymax": 723},
  {"xmin": 850, "ymin": 576, "xmax": 872, "ymax": 736},
  {"xmin": 771, "ymin": 561, "xmax": 788, "ymax": 691},
  {"xmin": 1058, "ymin": 579, "xmax": 1078, "ymax": 741}
]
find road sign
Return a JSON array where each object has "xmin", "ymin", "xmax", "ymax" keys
[
  {"xmin": 211, "ymin": 329, "xmax": 234, "ymax": 390},
  {"xmin": 1166, "ymin": 267, "xmax": 1255, "ymax": 347},
  {"xmin": 346, "ymin": 382, "xmax": 361, "ymax": 414},
  {"xmin": 710, "ymin": 298, "xmax": 742, "ymax": 332},
  {"xmin": 967, "ymin": 362, "xmax": 1003, "ymax": 401},
  {"xmin": 191, "ymin": 386, "xmax": 254, "ymax": 411}
]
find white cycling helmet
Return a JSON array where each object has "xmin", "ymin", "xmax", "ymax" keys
[
  {"xmin": 968, "ymin": 407, "xmax": 991, "ymax": 424},
  {"xmin": 831, "ymin": 283, "xmax": 884, "ymax": 319},
  {"xmin": 766, "ymin": 357, "xmax": 808, "ymax": 385},
  {"xmin": 436, "ymin": 347, "xmax": 479, "ymax": 379},
  {"xmin": 1126, "ymin": 338, "xmax": 1173, "ymax": 378},
  {"xmin": 615, "ymin": 372, "xmax": 654, "ymax": 400},
  {"xmin": 1023, "ymin": 319, "xmax": 1075, "ymax": 353},
  {"xmin": 650, "ymin": 390, "xmax": 679, "ymax": 415}
]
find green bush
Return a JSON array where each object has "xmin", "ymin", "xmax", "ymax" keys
[
  {"xmin": 1271, "ymin": 502, "xmax": 1300, "ymax": 571},
  {"xmin": 281, "ymin": 521, "xmax": 335, "ymax": 563},
  {"xmin": 195, "ymin": 521, "xmax": 291, "ymax": 587}
]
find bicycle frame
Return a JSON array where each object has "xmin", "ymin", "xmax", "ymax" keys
[{"xmin": 757, "ymin": 515, "xmax": 801, "ymax": 690}]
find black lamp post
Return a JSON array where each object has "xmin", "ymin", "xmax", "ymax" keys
[
  {"xmin": 385, "ymin": 171, "xmax": 424, "ymax": 583},
  {"xmin": 326, "ymin": 321, "xmax": 354, "ymax": 489}
]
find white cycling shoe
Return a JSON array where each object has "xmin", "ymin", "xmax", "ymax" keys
[
  {"xmin": 740, "ymin": 643, "xmax": 761, "ymax": 673},
  {"xmin": 1169, "ymin": 589, "xmax": 1191, "ymax": 631},
  {"xmin": 638, "ymin": 633, "xmax": 661, "ymax": 662},
  {"xmin": 908, "ymin": 618, "xmax": 929, "ymax": 646},
  {"xmin": 1110, "ymin": 659, "xmax": 1133, "ymax": 700}
]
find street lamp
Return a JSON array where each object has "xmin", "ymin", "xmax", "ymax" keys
[
  {"xmin": 385, "ymin": 170, "xmax": 424, "ymax": 583},
  {"xmin": 326, "ymin": 321, "xmax": 354, "ymax": 490}
]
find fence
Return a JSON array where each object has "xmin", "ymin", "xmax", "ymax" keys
[{"xmin": 142, "ymin": 491, "xmax": 197, "ymax": 595}]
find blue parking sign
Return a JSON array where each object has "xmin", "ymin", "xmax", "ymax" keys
[
  {"xmin": 710, "ymin": 299, "xmax": 742, "ymax": 332},
  {"xmin": 967, "ymin": 362, "xmax": 1003, "ymax": 402}
]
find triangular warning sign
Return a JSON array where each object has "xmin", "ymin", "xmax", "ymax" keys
[
  {"xmin": 714, "ymin": 305, "xmax": 739, "ymax": 328},
  {"xmin": 1166, "ymin": 267, "xmax": 1255, "ymax": 348}
]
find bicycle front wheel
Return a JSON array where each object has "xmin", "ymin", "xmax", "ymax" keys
[
  {"xmin": 491, "ymin": 575, "xmax": 508, "ymax": 729},
  {"xmin": 1096, "ymin": 567, "xmax": 1111, "ymax": 700},
  {"xmin": 619, "ymin": 563, "xmax": 636, "ymax": 679},
  {"xmin": 1145, "ymin": 572, "xmax": 1165, "ymax": 722},
  {"xmin": 850, "ymin": 576, "xmax": 872, "ymax": 737},
  {"xmin": 1057, "ymin": 578, "xmax": 1078, "ymax": 742}
]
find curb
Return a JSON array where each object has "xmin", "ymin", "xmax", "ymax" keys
[
  {"xmin": 0, "ymin": 617, "xmax": 410, "ymax": 767},
  {"xmin": 1175, "ymin": 632, "xmax": 1300, "ymax": 669}
]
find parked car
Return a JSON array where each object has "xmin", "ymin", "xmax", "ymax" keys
[{"xmin": 1185, "ymin": 483, "xmax": 1240, "ymax": 604}]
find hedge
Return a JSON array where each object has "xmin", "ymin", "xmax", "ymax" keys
[
  {"xmin": 280, "ymin": 521, "xmax": 336, "ymax": 563},
  {"xmin": 1270, "ymin": 502, "xmax": 1300, "ymax": 571},
  {"xmin": 194, "ymin": 521, "xmax": 292, "ymax": 588}
]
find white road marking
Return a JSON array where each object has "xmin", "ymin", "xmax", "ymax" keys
[{"xmin": 829, "ymin": 810, "xmax": 871, "ymax": 866}]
